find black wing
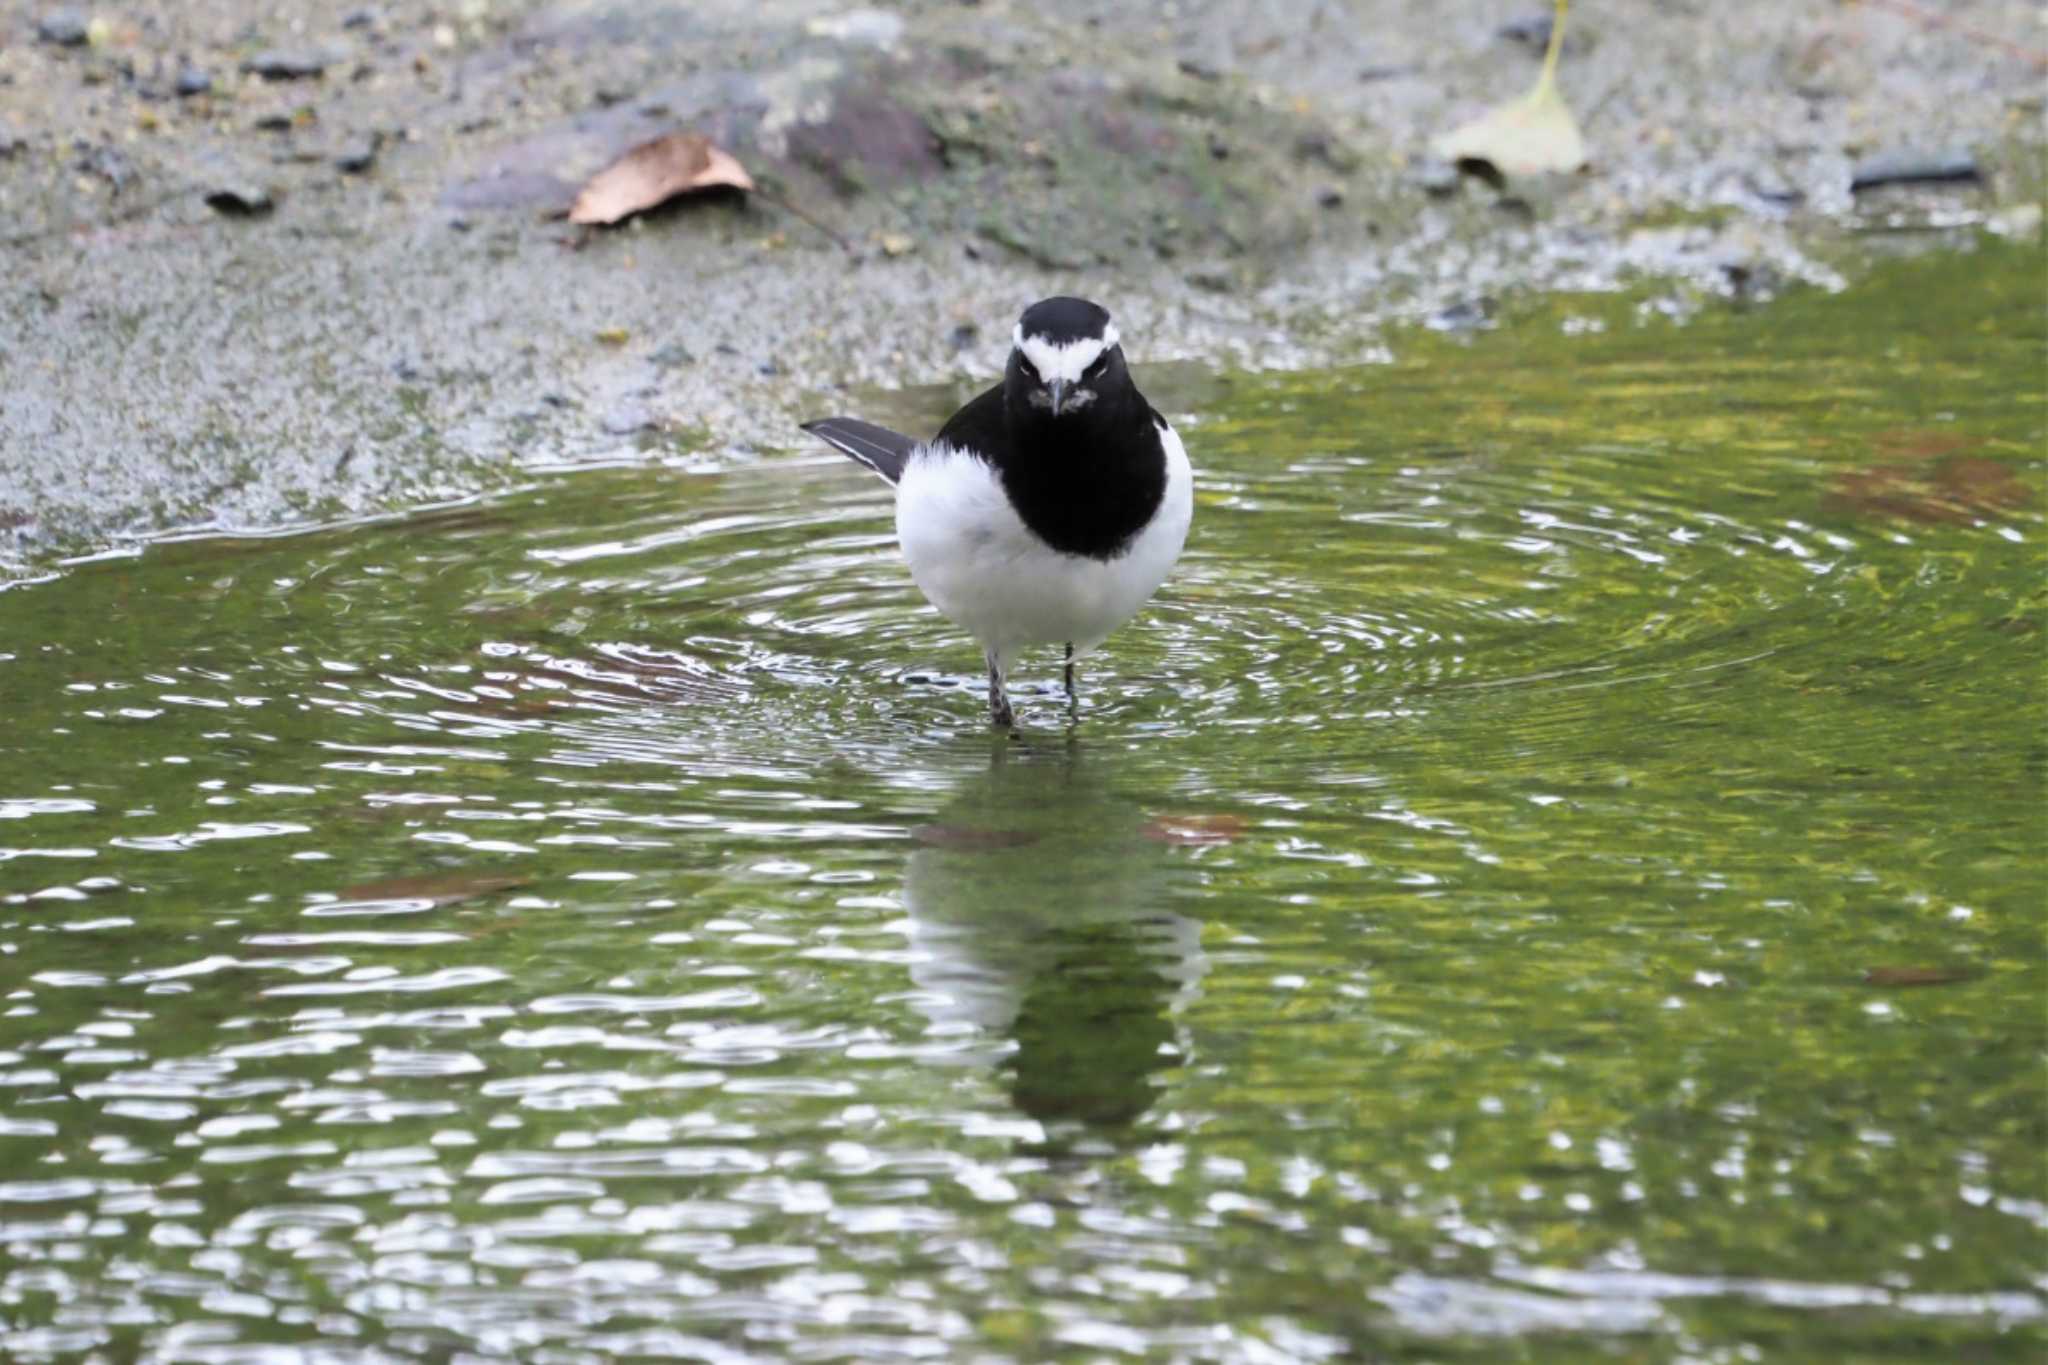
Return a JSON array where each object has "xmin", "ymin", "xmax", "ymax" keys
[
  {"xmin": 933, "ymin": 384, "xmax": 1006, "ymax": 462},
  {"xmin": 801, "ymin": 417, "xmax": 919, "ymax": 486}
]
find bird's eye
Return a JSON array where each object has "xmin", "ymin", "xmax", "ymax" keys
[
  {"xmin": 1083, "ymin": 352, "xmax": 1109, "ymax": 380},
  {"xmin": 1017, "ymin": 355, "xmax": 1040, "ymax": 382}
]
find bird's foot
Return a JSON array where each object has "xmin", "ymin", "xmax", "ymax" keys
[
  {"xmin": 987, "ymin": 654, "xmax": 1016, "ymax": 729},
  {"xmin": 989, "ymin": 691, "xmax": 1016, "ymax": 729}
]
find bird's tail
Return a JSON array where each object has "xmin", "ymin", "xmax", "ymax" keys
[{"xmin": 801, "ymin": 417, "xmax": 918, "ymax": 485}]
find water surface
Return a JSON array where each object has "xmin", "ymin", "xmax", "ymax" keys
[{"xmin": 2, "ymin": 240, "xmax": 2042, "ymax": 1361}]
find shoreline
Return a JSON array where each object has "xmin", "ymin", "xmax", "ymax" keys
[{"xmin": 2, "ymin": 0, "xmax": 2040, "ymax": 563}]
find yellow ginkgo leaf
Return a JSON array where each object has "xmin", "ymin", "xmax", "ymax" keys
[{"xmin": 1432, "ymin": 0, "xmax": 1587, "ymax": 178}]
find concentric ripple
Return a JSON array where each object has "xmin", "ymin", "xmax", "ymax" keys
[{"xmin": 0, "ymin": 242, "xmax": 2041, "ymax": 1361}]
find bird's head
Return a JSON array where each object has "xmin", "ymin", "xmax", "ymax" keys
[{"xmin": 1005, "ymin": 296, "xmax": 1126, "ymax": 422}]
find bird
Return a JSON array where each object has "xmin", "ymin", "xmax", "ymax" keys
[{"xmin": 803, "ymin": 297, "xmax": 1192, "ymax": 728}]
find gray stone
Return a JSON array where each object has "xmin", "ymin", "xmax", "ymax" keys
[
  {"xmin": 602, "ymin": 402, "xmax": 657, "ymax": 436},
  {"xmin": 242, "ymin": 50, "xmax": 332, "ymax": 81},
  {"xmin": 203, "ymin": 182, "xmax": 274, "ymax": 216},
  {"xmin": 75, "ymin": 143, "xmax": 135, "ymax": 191},
  {"xmin": 1497, "ymin": 12, "xmax": 1554, "ymax": 51},
  {"xmin": 335, "ymin": 136, "xmax": 380, "ymax": 174},
  {"xmin": 1407, "ymin": 157, "xmax": 1462, "ymax": 198},
  {"xmin": 1850, "ymin": 149, "xmax": 1981, "ymax": 192},
  {"xmin": 1743, "ymin": 171, "xmax": 1804, "ymax": 208},
  {"xmin": 1498, "ymin": 11, "xmax": 1587, "ymax": 56},
  {"xmin": 37, "ymin": 8, "xmax": 90, "ymax": 45},
  {"xmin": 1427, "ymin": 297, "xmax": 1496, "ymax": 332}
]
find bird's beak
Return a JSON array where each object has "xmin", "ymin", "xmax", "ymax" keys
[{"xmin": 1046, "ymin": 378, "xmax": 1072, "ymax": 418}]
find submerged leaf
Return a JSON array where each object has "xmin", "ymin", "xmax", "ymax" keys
[
  {"xmin": 334, "ymin": 872, "xmax": 529, "ymax": 907},
  {"xmin": 1862, "ymin": 966, "xmax": 1974, "ymax": 988},
  {"xmin": 568, "ymin": 132, "xmax": 755, "ymax": 227},
  {"xmin": 1433, "ymin": 0, "xmax": 1587, "ymax": 178},
  {"xmin": 1870, "ymin": 428, "xmax": 1987, "ymax": 461},
  {"xmin": 1826, "ymin": 455, "xmax": 2028, "ymax": 525}
]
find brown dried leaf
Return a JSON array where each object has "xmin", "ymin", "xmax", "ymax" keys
[
  {"xmin": 335, "ymin": 872, "xmax": 530, "ymax": 907},
  {"xmin": 568, "ymin": 132, "xmax": 755, "ymax": 227}
]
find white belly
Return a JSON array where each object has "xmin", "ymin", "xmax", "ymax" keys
[{"xmin": 894, "ymin": 424, "xmax": 1193, "ymax": 668}]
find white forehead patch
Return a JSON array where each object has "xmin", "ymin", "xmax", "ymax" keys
[{"xmin": 1013, "ymin": 322, "xmax": 1119, "ymax": 384}]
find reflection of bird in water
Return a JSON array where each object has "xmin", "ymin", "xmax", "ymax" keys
[{"xmin": 902, "ymin": 745, "xmax": 1206, "ymax": 1136}]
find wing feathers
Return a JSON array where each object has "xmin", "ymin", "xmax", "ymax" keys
[{"xmin": 802, "ymin": 417, "xmax": 918, "ymax": 486}]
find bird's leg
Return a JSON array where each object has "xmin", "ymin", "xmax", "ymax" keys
[
  {"xmin": 986, "ymin": 651, "xmax": 1016, "ymax": 729},
  {"xmin": 1063, "ymin": 644, "xmax": 1077, "ymax": 704}
]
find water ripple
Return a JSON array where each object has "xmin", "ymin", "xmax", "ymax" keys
[{"xmin": 0, "ymin": 255, "xmax": 2041, "ymax": 1359}]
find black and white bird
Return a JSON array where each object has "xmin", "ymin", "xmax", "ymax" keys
[{"xmin": 803, "ymin": 297, "xmax": 1193, "ymax": 728}]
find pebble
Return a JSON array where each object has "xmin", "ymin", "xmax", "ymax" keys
[
  {"xmin": 1849, "ymin": 149, "xmax": 1981, "ymax": 192},
  {"xmin": 1742, "ymin": 171, "xmax": 1803, "ymax": 208},
  {"xmin": 1496, "ymin": 12, "xmax": 1554, "ymax": 50},
  {"xmin": 1988, "ymin": 202, "xmax": 2043, "ymax": 239},
  {"xmin": 204, "ymin": 182, "xmax": 275, "ymax": 216},
  {"xmin": 174, "ymin": 66, "xmax": 213, "ymax": 98},
  {"xmin": 1498, "ymin": 12, "xmax": 1585, "ymax": 56},
  {"xmin": 1427, "ymin": 297, "xmax": 1495, "ymax": 332},
  {"xmin": 1406, "ymin": 157, "xmax": 1462, "ymax": 197},
  {"xmin": 803, "ymin": 9, "xmax": 904, "ymax": 49},
  {"xmin": 76, "ymin": 143, "xmax": 135, "ymax": 191},
  {"xmin": 335, "ymin": 136, "xmax": 380, "ymax": 174},
  {"xmin": 602, "ymin": 403, "xmax": 656, "ymax": 436},
  {"xmin": 36, "ymin": 8, "xmax": 89, "ymax": 46},
  {"xmin": 243, "ymin": 50, "xmax": 332, "ymax": 81},
  {"xmin": 0, "ymin": 125, "xmax": 24, "ymax": 159},
  {"xmin": 340, "ymin": 7, "xmax": 381, "ymax": 28},
  {"xmin": 1293, "ymin": 132, "xmax": 1357, "ymax": 173},
  {"xmin": 1720, "ymin": 259, "xmax": 1782, "ymax": 300}
]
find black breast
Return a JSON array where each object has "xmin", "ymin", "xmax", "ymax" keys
[{"xmin": 934, "ymin": 385, "xmax": 1169, "ymax": 562}]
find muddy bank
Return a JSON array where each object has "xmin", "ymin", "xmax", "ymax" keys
[{"xmin": 1, "ymin": 0, "xmax": 2041, "ymax": 563}]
